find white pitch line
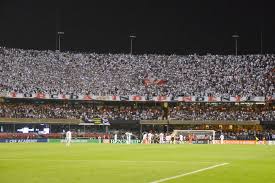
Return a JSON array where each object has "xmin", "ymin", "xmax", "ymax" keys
[
  {"xmin": 0, "ymin": 159, "xmax": 177, "ymax": 163},
  {"xmin": 150, "ymin": 163, "xmax": 229, "ymax": 183},
  {"xmin": 0, "ymin": 159, "xmax": 217, "ymax": 164},
  {"xmin": 0, "ymin": 159, "xmax": 174, "ymax": 163}
]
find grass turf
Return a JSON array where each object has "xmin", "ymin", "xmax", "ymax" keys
[{"xmin": 0, "ymin": 143, "xmax": 274, "ymax": 183}]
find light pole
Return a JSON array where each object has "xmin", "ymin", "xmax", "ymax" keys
[
  {"xmin": 57, "ymin": 32, "xmax": 64, "ymax": 52},
  {"xmin": 129, "ymin": 35, "xmax": 136, "ymax": 54},
  {"xmin": 232, "ymin": 34, "xmax": 239, "ymax": 56}
]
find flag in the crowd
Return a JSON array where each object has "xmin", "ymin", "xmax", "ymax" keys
[{"xmin": 143, "ymin": 79, "xmax": 168, "ymax": 86}]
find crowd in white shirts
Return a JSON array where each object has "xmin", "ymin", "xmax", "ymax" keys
[
  {"xmin": 0, "ymin": 103, "xmax": 274, "ymax": 121},
  {"xmin": 0, "ymin": 47, "xmax": 274, "ymax": 97}
]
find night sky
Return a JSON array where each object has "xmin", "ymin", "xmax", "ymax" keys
[{"xmin": 0, "ymin": 0, "xmax": 274, "ymax": 54}]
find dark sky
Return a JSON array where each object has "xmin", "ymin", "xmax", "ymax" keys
[{"xmin": 0, "ymin": 0, "xmax": 274, "ymax": 54}]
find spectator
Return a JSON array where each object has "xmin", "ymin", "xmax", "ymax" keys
[{"xmin": 0, "ymin": 47, "xmax": 274, "ymax": 97}]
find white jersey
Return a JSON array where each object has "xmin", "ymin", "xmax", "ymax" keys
[
  {"xmin": 125, "ymin": 132, "xmax": 132, "ymax": 144},
  {"xmin": 66, "ymin": 131, "xmax": 72, "ymax": 139},
  {"xmin": 159, "ymin": 133, "xmax": 164, "ymax": 140},
  {"xmin": 147, "ymin": 133, "xmax": 153, "ymax": 144},
  {"xmin": 179, "ymin": 135, "xmax": 183, "ymax": 141},
  {"xmin": 65, "ymin": 131, "xmax": 72, "ymax": 146},
  {"xmin": 159, "ymin": 133, "xmax": 164, "ymax": 144},
  {"xmin": 143, "ymin": 133, "xmax": 147, "ymax": 140},
  {"xmin": 148, "ymin": 133, "xmax": 153, "ymax": 140},
  {"xmin": 126, "ymin": 132, "xmax": 132, "ymax": 139},
  {"xmin": 220, "ymin": 134, "xmax": 224, "ymax": 144}
]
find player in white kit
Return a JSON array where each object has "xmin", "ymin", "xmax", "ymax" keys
[
  {"xmin": 166, "ymin": 134, "xmax": 171, "ymax": 144},
  {"xmin": 125, "ymin": 132, "xmax": 132, "ymax": 144},
  {"xmin": 220, "ymin": 133, "xmax": 224, "ymax": 144},
  {"xmin": 66, "ymin": 130, "xmax": 72, "ymax": 146},
  {"xmin": 148, "ymin": 132, "xmax": 153, "ymax": 144},
  {"xmin": 179, "ymin": 134, "xmax": 184, "ymax": 144},
  {"xmin": 142, "ymin": 133, "xmax": 148, "ymax": 144},
  {"xmin": 159, "ymin": 133, "xmax": 164, "ymax": 144},
  {"xmin": 114, "ymin": 133, "xmax": 118, "ymax": 143}
]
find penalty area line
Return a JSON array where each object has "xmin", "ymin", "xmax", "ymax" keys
[{"xmin": 149, "ymin": 162, "xmax": 229, "ymax": 183}]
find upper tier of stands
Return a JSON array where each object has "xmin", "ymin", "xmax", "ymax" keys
[{"xmin": 0, "ymin": 47, "xmax": 274, "ymax": 97}]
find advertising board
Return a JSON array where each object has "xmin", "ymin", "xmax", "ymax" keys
[{"xmin": 0, "ymin": 139, "xmax": 48, "ymax": 143}]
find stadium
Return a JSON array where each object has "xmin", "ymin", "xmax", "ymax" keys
[{"xmin": 0, "ymin": 1, "xmax": 275, "ymax": 183}]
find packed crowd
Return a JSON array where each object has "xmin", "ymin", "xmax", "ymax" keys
[
  {"xmin": 0, "ymin": 103, "xmax": 160, "ymax": 120},
  {"xmin": 169, "ymin": 105, "xmax": 275, "ymax": 121},
  {"xmin": 0, "ymin": 47, "xmax": 274, "ymax": 97},
  {"xmin": 0, "ymin": 103, "xmax": 274, "ymax": 121}
]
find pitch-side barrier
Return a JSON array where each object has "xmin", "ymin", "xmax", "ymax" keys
[{"xmin": 0, "ymin": 139, "xmax": 274, "ymax": 144}]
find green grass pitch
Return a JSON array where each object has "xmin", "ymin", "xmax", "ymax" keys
[{"xmin": 0, "ymin": 143, "xmax": 275, "ymax": 183}]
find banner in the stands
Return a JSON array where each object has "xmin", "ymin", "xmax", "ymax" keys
[{"xmin": 2, "ymin": 92, "xmax": 274, "ymax": 102}]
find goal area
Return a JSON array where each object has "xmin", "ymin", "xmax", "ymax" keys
[{"xmin": 172, "ymin": 130, "xmax": 216, "ymax": 144}]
